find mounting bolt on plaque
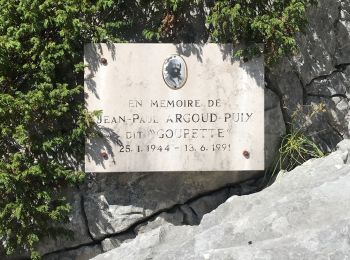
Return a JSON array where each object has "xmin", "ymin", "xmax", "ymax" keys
[
  {"xmin": 100, "ymin": 58, "xmax": 108, "ymax": 65},
  {"xmin": 243, "ymin": 150, "xmax": 250, "ymax": 159},
  {"xmin": 100, "ymin": 151, "xmax": 108, "ymax": 159}
]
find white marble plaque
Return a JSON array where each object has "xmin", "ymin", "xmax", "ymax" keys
[{"xmin": 84, "ymin": 44, "xmax": 264, "ymax": 172}]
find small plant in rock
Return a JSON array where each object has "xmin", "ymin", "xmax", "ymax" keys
[
  {"xmin": 275, "ymin": 128, "xmax": 325, "ymax": 173},
  {"xmin": 270, "ymin": 103, "xmax": 326, "ymax": 176}
]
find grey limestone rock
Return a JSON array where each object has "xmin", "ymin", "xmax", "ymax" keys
[
  {"xmin": 264, "ymin": 88, "xmax": 287, "ymax": 167},
  {"xmin": 336, "ymin": 138, "xmax": 350, "ymax": 163},
  {"xmin": 291, "ymin": 0, "xmax": 341, "ymax": 85},
  {"xmin": 82, "ymin": 170, "xmax": 262, "ymax": 240},
  {"xmin": 100, "ymin": 233, "xmax": 135, "ymax": 252},
  {"xmin": 335, "ymin": 0, "xmax": 350, "ymax": 64},
  {"xmin": 269, "ymin": 0, "xmax": 350, "ymax": 152},
  {"xmin": 43, "ymin": 244, "xmax": 102, "ymax": 260},
  {"xmin": 91, "ymin": 140, "xmax": 350, "ymax": 260},
  {"xmin": 35, "ymin": 193, "xmax": 93, "ymax": 256}
]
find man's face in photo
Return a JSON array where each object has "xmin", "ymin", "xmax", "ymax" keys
[{"xmin": 169, "ymin": 60, "xmax": 181, "ymax": 77}]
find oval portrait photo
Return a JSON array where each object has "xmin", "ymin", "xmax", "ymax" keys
[{"xmin": 162, "ymin": 55, "xmax": 187, "ymax": 90}]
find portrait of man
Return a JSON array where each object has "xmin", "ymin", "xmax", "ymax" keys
[{"xmin": 163, "ymin": 55, "xmax": 187, "ymax": 89}]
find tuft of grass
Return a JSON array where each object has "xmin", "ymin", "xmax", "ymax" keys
[
  {"xmin": 268, "ymin": 103, "xmax": 327, "ymax": 180},
  {"xmin": 273, "ymin": 129, "xmax": 325, "ymax": 175}
]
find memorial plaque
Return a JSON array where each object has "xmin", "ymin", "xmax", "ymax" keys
[{"xmin": 84, "ymin": 44, "xmax": 264, "ymax": 172}]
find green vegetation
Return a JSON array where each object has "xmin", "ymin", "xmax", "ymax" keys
[
  {"xmin": 271, "ymin": 103, "xmax": 327, "ymax": 177},
  {"xmin": 274, "ymin": 129, "xmax": 325, "ymax": 174},
  {"xmin": 0, "ymin": 1, "xmax": 127, "ymax": 258},
  {"xmin": 207, "ymin": 0, "xmax": 317, "ymax": 64},
  {"xmin": 0, "ymin": 0, "xmax": 316, "ymax": 258}
]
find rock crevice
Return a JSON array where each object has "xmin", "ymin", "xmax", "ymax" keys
[
  {"xmin": 42, "ymin": 176, "xmax": 266, "ymax": 259},
  {"xmin": 91, "ymin": 140, "xmax": 350, "ymax": 260}
]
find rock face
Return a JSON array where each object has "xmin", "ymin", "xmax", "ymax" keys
[
  {"xmin": 268, "ymin": 0, "xmax": 350, "ymax": 152},
  {"xmin": 92, "ymin": 140, "xmax": 350, "ymax": 260},
  {"xmin": 41, "ymin": 174, "xmax": 265, "ymax": 259},
  {"xmin": 81, "ymin": 171, "xmax": 261, "ymax": 240}
]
